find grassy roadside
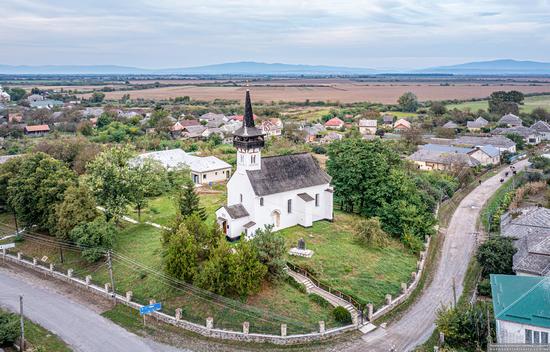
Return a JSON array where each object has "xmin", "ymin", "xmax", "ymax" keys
[{"xmin": 0, "ymin": 308, "xmax": 71, "ymax": 352}]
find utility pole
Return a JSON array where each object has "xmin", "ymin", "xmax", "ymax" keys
[
  {"xmin": 20, "ymin": 295, "xmax": 25, "ymax": 352},
  {"xmin": 452, "ymin": 277, "xmax": 457, "ymax": 308},
  {"xmin": 59, "ymin": 245, "xmax": 64, "ymax": 264},
  {"xmin": 486, "ymin": 305, "xmax": 492, "ymax": 346},
  {"xmin": 107, "ymin": 250, "xmax": 116, "ymax": 306}
]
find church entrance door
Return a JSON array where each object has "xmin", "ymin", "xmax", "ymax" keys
[{"xmin": 272, "ymin": 210, "xmax": 281, "ymax": 228}]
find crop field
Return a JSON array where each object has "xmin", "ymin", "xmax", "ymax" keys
[
  {"xmin": 72, "ymin": 79, "xmax": 550, "ymax": 104},
  {"xmin": 447, "ymin": 94, "xmax": 550, "ymax": 112}
]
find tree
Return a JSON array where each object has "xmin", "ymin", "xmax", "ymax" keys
[
  {"xmin": 163, "ymin": 225, "xmax": 199, "ymax": 282},
  {"xmin": 128, "ymin": 159, "xmax": 165, "ymax": 221},
  {"xmin": 229, "ymin": 240, "xmax": 267, "ymax": 297},
  {"xmin": 398, "ymin": 92, "xmax": 419, "ymax": 112},
  {"xmin": 7, "ymin": 153, "xmax": 76, "ymax": 232},
  {"xmin": 34, "ymin": 137, "xmax": 101, "ymax": 174},
  {"xmin": 90, "ymin": 92, "xmax": 106, "ymax": 103},
  {"xmin": 6, "ymin": 87, "xmax": 26, "ymax": 101},
  {"xmin": 488, "ymin": 90, "xmax": 524, "ymax": 115},
  {"xmin": 353, "ymin": 217, "xmax": 389, "ymax": 248},
  {"xmin": 96, "ymin": 113, "xmax": 112, "ymax": 129},
  {"xmin": 70, "ymin": 216, "xmax": 116, "ymax": 262},
  {"xmin": 55, "ymin": 183, "xmax": 98, "ymax": 241},
  {"xmin": 251, "ymin": 225, "xmax": 286, "ymax": 281},
  {"xmin": 436, "ymin": 302, "xmax": 494, "ymax": 351},
  {"xmin": 176, "ymin": 180, "xmax": 206, "ymax": 220},
  {"xmin": 430, "ymin": 102, "xmax": 447, "ymax": 115},
  {"xmin": 476, "ymin": 236, "xmax": 516, "ymax": 277},
  {"xmin": 530, "ymin": 107, "xmax": 550, "ymax": 122},
  {"xmin": 194, "ymin": 239, "xmax": 233, "ymax": 295},
  {"xmin": 85, "ymin": 145, "xmax": 135, "ymax": 220},
  {"xmin": 505, "ymin": 133, "xmax": 525, "ymax": 150}
]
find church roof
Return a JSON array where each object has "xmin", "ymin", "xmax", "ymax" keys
[
  {"xmin": 246, "ymin": 153, "xmax": 331, "ymax": 196},
  {"xmin": 223, "ymin": 204, "xmax": 249, "ymax": 219}
]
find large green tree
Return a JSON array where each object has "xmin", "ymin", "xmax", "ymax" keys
[
  {"xmin": 85, "ymin": 145, "xmax": 135, "ymax": 220},
  {"xmin": 7, "ymin": 153, "xmax": 76, "ymax": 232},
  {"xmin": 176, "ymin": 180, "xmax": 206, "ymax": 220},
  {"xmin": 55, "ymin": 183, "xmax": 98, "ymax": 241},
  {"xmin": 476, "ymin": 236, "xmax": 516, "ymax": 277},
  {"xmin": 194, "ymin": 239, "xmax": 233, "ymax": 295},
  {"xmin": 398, "ymin": 92, "xmax": 419, "ymax": 112},
  {"xmin": 163, "ymin": 225, "xmax": 199, "ymax": 282},
  {"xmin": 128, "ymin": 159, "xmax": 165, "ymax": 221},
  {"xmin": 489, "ymin": 90, "xmax": 524, "ymax": 115},
  {"xmin": 229, "ymin": 241, "xmax": 267, "ymax": 297},
  {"xmin": 251, "ymin": 225, "xmax": 286, "ymax": 281},
  {"xmin": 70, "ymin": 216, "xmax": 116, "ymax": 262}
]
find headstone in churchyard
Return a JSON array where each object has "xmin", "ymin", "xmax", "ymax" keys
[
  {"xmin": 289, "ymin": 238, "xmax": 314, "ymax": 258},
  {"xmin": 298, "ymin": 238, "xmax": 305, "ymax": 250}
]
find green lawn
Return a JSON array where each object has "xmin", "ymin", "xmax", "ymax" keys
[
  {"xmin": 279, "ymin": 212, "xmax": 417, "ymax": 308},
  {"xmin": 380, "ymin": 111, "xmax": 419, "ymax": 118},
  {"xmin": 447, "ymin": 94, "xmax": 550, "ymax": 113},
  {"xmin": 0, "ymin": 309, "xmax": 71, "ymax": 352}
]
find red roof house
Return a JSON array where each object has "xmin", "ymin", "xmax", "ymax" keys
[{"xmin": 324, "ymin": 117, "xmax": 345, "ymax": 129}]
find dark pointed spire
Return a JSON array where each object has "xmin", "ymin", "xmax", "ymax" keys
[{"xmin": 243, "ymin": 89, "xmax": 255, "ymax": 128}]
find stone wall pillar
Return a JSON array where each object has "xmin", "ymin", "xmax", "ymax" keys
[
  {"xmin": 104, "ymin": 283, "xmax": 111, "ymax": 293},
  {"xmin": 67, "ymin": 269, "xmax": 73, "ymax": 278},
  {"xmin": 32, "ymin": 258, "xmax": 37, "ymax": 266},
  {"xmin": 175, "ymin": 308, "xmax": 182, "ymax": 320},
  {"xmin": 411, "ymin": 271, "xmax": 417, "ymax": 281},
  {"xmin": 85, "ymin": 275, "xmax": 91, "ymax": 286},
  {"xmin": 401, "ymin": 282, "xmax": 407, "ymax": 294},
  {"xmin": 2, "ymin": 248, "xmax": 6, "ymax": 256},
  {"xmin": 206, "ymin": 317, "xmax": 213, "ymax": 329},
  {"xmin": 149, "ymin": 299, "xmax": 156, "ymax": 305},
  {"xmin": 281, "ymin": 324, "xmax": 287, "ymax": 337},
  {"xmin": 385, "ymin": 294, "xmax": 392, "ymax": 305},
  {"xmin": 17, "ymin": 252, "xmax": 22, "ymax": 260},
  {"xmin": 319, "ymin": 321, "xmax": 325, "ymax": 333},
  {"xmin": 417, "ymin": 260, "xmax": 422, "ymax": 270},
  {"xmin": 49, "ymin": 263, "xmax": 54, "ymax": 272},
  {"xmin": 126, "ymin": 291, "xmax": 133, "ymax": 302},
  {"xmin": 367, "ymin": 303, "xmax": 373, "ymax": 321},
  {"xmin": 243, "ymin": 321, "xmax": 249, "ymax": 334}
]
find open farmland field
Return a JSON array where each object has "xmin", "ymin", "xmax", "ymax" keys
[
  {"xmin": 447, "ymin": 94, "xmax": 550, "ymax": 112},
  {"xmin": 77, "ymin": 80, "xmax": 550, "ymax": 104}
]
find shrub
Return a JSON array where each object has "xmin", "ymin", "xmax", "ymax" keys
[
  {"xmin": 332, "ymin": 306, "xmax": 352, "ymax": 325},
  {"xmin": 309, "ymin": 293, "xmax": 331, "ymax": 308},
  {"xmin": 0, "ymin": 311, "xmax": 19, "ymax": 345},
  {"xmin": 353, "ymin": 217, "xmax": 390, "ymax": 248},
  {"xmin": 402, "ymin": 231, "xmax": 424, "ymax": 254},
  {"xmin": 285, "ymin": 275, "xmax": 307, "ymax": 294},
  {"xmin": 477, "ymin": 278, "xmax": 492, "ymax": 297}
]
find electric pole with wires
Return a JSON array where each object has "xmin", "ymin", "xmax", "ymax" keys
[{"xmin": 107, "ymin": 250, "xmax": 116, "ymax": 306}]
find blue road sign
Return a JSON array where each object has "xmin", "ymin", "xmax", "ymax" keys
[{"xmin": 139, "ymin": 302, "xmax": 162, "ymax": 315}]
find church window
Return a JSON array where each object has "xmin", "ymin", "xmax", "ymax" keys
[
  {"xmin": 203, "ymin": 174, "xmax": 206, "ymax": 179},
  {"xmin": 240, "ymin": 194, "xmax": 243, "ymax": 203},
  {"xmin": 260, "ymin": 197, "xmax": 264, "ymax": 206},
  {"xmin": 251, "ymin": 155, "xmax": 256, "ymax": 164},
  {"xmin": 287, "ymin": 199, "xmax": 292, "ymax": 213},
  {"xmin": 315, "ymin": 194, "xmax": 319, "ymax": 207}
]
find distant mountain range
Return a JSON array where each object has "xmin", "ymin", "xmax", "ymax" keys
[{"xmin": 1, "ymin": 59, "xmax": 550, "ymax": 75}]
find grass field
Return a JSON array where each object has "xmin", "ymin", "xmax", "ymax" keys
[
  {"xmin": 279, "ymin": 212, "xmax": 417, "ymax": 308},
  {"xmin": 0, "ymin": 309, "xmax": 71, "ymax": 352},
  {"xmin": 447, "ymin": 94, "xmax": 550, "ymax": 113}
]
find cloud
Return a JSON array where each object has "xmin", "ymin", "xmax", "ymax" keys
[{"xmin": 1, "ymin": 0, "xmax": 549, "ymax": 68}]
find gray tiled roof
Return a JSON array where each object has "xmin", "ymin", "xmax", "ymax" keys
[
  {"xmin": 532, "ymin": 120, "xmax": 550, "ymax": 133},
  {"xmin": 224, "ymin": 204, "xmax": 249, "ymax": 219},
  {"xmin": 408, "ymin": 149, "xmax": 480, "ymax": 167},
  {"xmin": 493, "ymin": 126, "xmax": 539, "ymax": 139},
  {"xmin": 499, "ymin": 113, "xmax": 522, "ymax": 125},
  {"xmin": 247, "ymin": 153, "xmax": 331, "ymax": 196}
]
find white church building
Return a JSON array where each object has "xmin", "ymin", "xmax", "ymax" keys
[{"xmin": 216, "ymin": 91, "xmax": 334, "ymax": 240}]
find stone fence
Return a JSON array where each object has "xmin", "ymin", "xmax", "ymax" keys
[
  {"xmin": 1, "ymin": 248, "xmax": 356, "ymax": 345},
  {"xmin": 366, "ymin": 235, "xmax": 432, "ymax": 323}
]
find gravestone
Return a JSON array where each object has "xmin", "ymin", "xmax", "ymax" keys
[{"xmin": 298, "ymin": 238, "xmax": 306, "ymax": 250}]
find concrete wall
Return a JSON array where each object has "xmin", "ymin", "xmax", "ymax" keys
[
  {"xmin": 1, "ymin": 249, "xmax": 356, "ymax": 345},
  {"xmin": 497, "ymin": 320, "xmax": 550, "ymax": 344},
  {"xmin": 192, "ymin": 167, "xmax": 231, "ymax": 184}
]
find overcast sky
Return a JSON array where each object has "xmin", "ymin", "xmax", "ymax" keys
[{"xmin": 2, "ymin": 0, "xmax": 550, "ymax": 69}]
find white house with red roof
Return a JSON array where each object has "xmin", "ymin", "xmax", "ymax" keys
[{"xmin": 324, "ymin": 117, "xmax": 345, "ymax": 129}]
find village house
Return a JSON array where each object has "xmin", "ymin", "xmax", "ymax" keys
[
  {"xmin": 132, "ymin": 148, "xmax": 231, "ymax": 185},
  {"xmin": 181, "ymin": 125, "xmax": 207, "ymax": 140},
  {"xmin": 170, "ymin": 119, "xmax": 201, "ymax": 138},
  {"xmin": 82, "ymin": 107, "xmax": 104, "ymax": 117},
  {"xmin": 428, "ymin": 136, "xmax": 517, "ymax": 153},
  {"xmin": 216, "ymin": 91, "xmax": 333, "ymax": 241},
  {"xmin": 358, "ymin": 119, "xmax": 377, "ymax": 135},
  {"xmin": 441, "ymin": 121, "xmax": 458, "ymax": 129},
  {"xmin": 27, "ymin": 94, "xmax": 44, "ymax": 103},
  {"xmin": 408, "ymin": 144, "xmax": 481, "ymax": 171},
  {"xmin": 491, "ymin": 274, "xmax": 550, "ymax": 344},
  {"xmin": 319, "ymin": 132, "xmax": 343, "ymax": 144},
  {"xmin": 24, "ymin": 124, "xmax": 50, "ymax": 136},
  {"xmin": 393, "ymin": 118, "xmax": 411, "ymax": 131},
  {"xmin": 466, "ymin": 116, "xmax": 488, "ymax": 132},
  {"xmin": 0, "ymin": 86, "xmax": 10, "ymax": 102},
  {"xmin": 492, "ymin": 126, "xmax": 542, "ymax": 145},
  {"xmin": 260, "ymin": 118, "xmax": 283, "ymax": 137},
  {"xmin": 382, "ymin": 114, "xmax": 394, "ymax": 126},
  {"xmin": 200, "ymin": 112, "xmax": 227, "ymax": 123},
  {"xmin": 324, "ymin": 117, "xmax": 345, "ymax": 130},
  {"xmin": 498, "ymin": 113, "xmax": 523, "ymax": 127},
  {"xmin": 531, "ymin": 121, "xmax": 550, "ymax": 141},
  {"xmin": 500, "ymin": 207, "xmax": 550, "ymax": 277},
  {"xmin": 302, "ymin": 123, "xmax": 326, "ymax": 143}
]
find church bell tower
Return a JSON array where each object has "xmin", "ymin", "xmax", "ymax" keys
[{"xmin": 233, "ymin": 90, "xmax": 265, "ymax": 172}]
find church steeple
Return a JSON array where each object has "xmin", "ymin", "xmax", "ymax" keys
[{"xmin": 234, "ymin": 90, "xmax": 264, "ymax": 171}]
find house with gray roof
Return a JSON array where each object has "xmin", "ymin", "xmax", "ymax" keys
[
  {"xmin": 501, "ymin": 207, "xmax": 550, "ymax": 277},
  {"xmin": 132, "ymin": 148, "xmax": 231, "ymax": 185},
  {"xmin": 466, "ymin": 116, "xmax": 488, "ymax": 131},
  {"xmin": 492, "ymin": 126, "xmax": 541, "ymax": 145},
  {"xmin": 408, "ymin": 144, "xmax": 481, "ymax": 171},
  {"xmin": 216, "ymin": 91, "xmax": 333, "ymax": 241},
  {"xmin": 442, "ymin": 121, "xmax": 458, "ymax": 129},
  {"xmin": 429, "ymin": 136, "xmax": 517, "ymax": 153},
  {"xmin": 499, "ymin": 113, "xmax": 523, "ymax": 127},
  {"xmin": 531, "ymin": 121, "xmax": 550, "ymax": 141}
]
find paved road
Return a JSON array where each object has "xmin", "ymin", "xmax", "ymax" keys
[
  {"xmin": 0, "ymin": 268, "xmax": 185, "ymax": 352},
  {"xmin": 349, "ymin": 160, "xmax": 530, "ymax": 352}
]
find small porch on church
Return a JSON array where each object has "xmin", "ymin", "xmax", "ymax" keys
[{"xmin": 215, "ymin": 204, "xmax": 257, "ymax": 241}]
